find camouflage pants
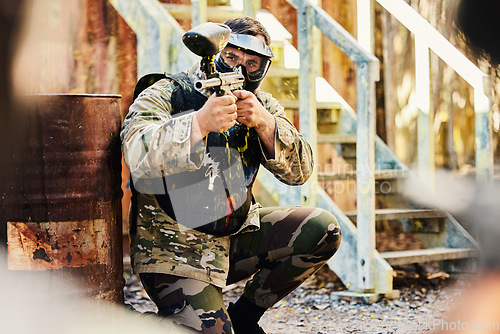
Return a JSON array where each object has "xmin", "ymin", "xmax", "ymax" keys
[{"xmin": 140, "ymin": 206, "xmax": 341, "ymax": 334}]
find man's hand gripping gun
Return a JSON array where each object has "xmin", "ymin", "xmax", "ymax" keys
[
  {"xmin": 182, "ymin": 22, "xmax": 244, "ymax": 96},
  {"xmin": 194, "ymin": 70, "xmax": 244, "ymax": 96}
]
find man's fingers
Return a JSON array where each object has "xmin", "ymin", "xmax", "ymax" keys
[
  {"xmin": 232, "ymin": 89, "xmax": 251, "ymax": 99},
  {"xmin": 223, "ymin": 115, "xmax": 237, "ymax": 131},
  {"xmin": 227, "ymin": 90, "xmax": 237, "ymax": 101},
  {"xmin": 222, "ymin": 91, "xmax": 237, "ymax": 104},
  {"xmin": 221, "ymin": 94, "xmax": 237, "ymax": 106},
  {"xmin": 209, "ymin": 92, "xmax": 236, "ymax": 106}
]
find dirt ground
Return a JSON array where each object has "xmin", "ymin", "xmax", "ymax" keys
[
  {"xmin": 250, "ymin": 266, "xmax": 468, "ymax": 333},
  {"xmin": 125, "ymin": 260, "xmax": 472, "ymax": 334},
  {"xmin": 123, "ymin": 227, "xmax": 479, "ymax": 333}
]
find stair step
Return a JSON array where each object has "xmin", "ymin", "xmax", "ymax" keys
[
  {"xmin": 267, "ymin": 67, "xmax": 299, "ymax": 78},
  {"xmin": 317, "ymin": 133, "xmax": 357, "ymax": 144},
  {"xmin": 279, "ymin": 99, "xmax": 342, "ymax": 110},
  {"xmin": 380, "ymin": 248, "xmax": 479, "ymax": 266},
  {"xmin": 345, "ymin": 208, "xmax": 447, "ymax": 221},
  {"xmin": 319, "ymin": 169, "xmax": 408, "ymax": 180}
]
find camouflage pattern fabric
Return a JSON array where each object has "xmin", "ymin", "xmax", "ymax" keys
[
  {"xmin": 121, "ymin": 63, "xmax": 315, "ymax": 287},
  {"xmin": 228, "ymin": 206, "xmax": 341, "ymax": 308},
  {"xmin": 140, "ymin": 206, "xmax": 341, "ymax": 333}
]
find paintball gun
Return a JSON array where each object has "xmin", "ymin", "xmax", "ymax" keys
[{"xmin": 182, "ymin": 22, "xmax": 244, "ymax": 96}]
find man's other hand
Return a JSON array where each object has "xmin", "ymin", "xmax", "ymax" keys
[
  {"xmin": 233, "ymin": 90, "xmax": 273, "ymax": 130},
  {"xmin": 194, "ymin": 92, "xmax": 238, "ymax": 137}
]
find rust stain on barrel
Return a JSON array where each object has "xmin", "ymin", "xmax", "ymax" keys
[{"xmin": 7, "ymin": 220, "xmax": 109, "ymax": 270}]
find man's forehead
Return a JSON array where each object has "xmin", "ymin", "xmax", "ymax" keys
[{"xmin": 254, "ymin": 34, "xmax": 266, "ymax": 43}]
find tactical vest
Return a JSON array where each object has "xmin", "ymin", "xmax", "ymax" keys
[{"xmin": 130, "ymin": 72, "xmax": 262, "ymax": 236}]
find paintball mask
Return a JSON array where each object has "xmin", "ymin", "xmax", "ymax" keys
[{"xmin": 215, "ymin": 34, "xmax": 274, "ymax": 92}]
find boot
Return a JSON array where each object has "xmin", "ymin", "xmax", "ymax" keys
[{"xmin": 227, "ymin": 296, "xmax": 267, "ymax": 334}]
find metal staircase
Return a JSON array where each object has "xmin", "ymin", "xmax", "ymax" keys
[{"xmin": 109, "ymin": 0, "xmax": 491, "ymax": 299}]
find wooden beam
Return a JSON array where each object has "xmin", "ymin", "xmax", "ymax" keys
[
  {"xmin": 319, "ymin": 169, "xmax": 408, "ymax": 180},
  {"xmin": 346, "ymin": 208, "xmax": 447, "ymax": 221},
  {"xmin": 381, "ymin": 248, "xmax": 478, "ymax": 266},
  {"xmin": 317, "ymin": 134, "xmax": 357, "ymax": 144}
]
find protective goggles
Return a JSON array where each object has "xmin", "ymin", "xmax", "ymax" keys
[{"xmin": 215, "ymin": 34, "xmax": 274, "ymax": 90}]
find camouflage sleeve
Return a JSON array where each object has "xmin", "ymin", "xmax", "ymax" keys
[
  {"xmin": 120, "ymin": 79, "xmax": 206, "ymax": 180},
  {"xmin": 257, "ymin": 90, "xmax": 314, "ymax": 186}
]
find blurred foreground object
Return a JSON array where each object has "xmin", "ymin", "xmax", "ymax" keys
[
  {"xmin": 404, "ymin": 173, "xmax": 500, "ymax": 333},
  {"xmin": 0, "ymin": 3, "xmax": 194, "ymax": 332},
  {"xmin": 405, "ymin": 171, "xmax": 500, "ymax": 270},
  {"xmin": 0, "ymin": 254, "xmax": 196, "ymax": 334},
  {"xmin": 431, "ymin": 1, "xmax": 500, "ymax": 330},
  {"xmin": 0, "ymin": 0, "xmax": 24, "ymax": 177},
  {"xmin": 456, "ymin": 0, "xmax": 500, "ymax": 65},
  {"xmin": 435, "ymin": 272, "xmax": 500, "ymax": 334}
]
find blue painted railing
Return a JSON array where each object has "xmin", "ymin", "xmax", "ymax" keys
[
  {"xmin": 358, "ymin": 0, "xmax": 492, "ymax": 184},
  {"xmin": 287, "ymin": 0, "xmax": 381, "ymax": 292},
  {"xmin": 109, "ymin": 0, "xmax": 198, "ymax": 77}
]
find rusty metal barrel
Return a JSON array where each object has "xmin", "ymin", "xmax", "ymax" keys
[{"xmin": 0, "ymin": 94, "xmax": 123, "ymax": 303}]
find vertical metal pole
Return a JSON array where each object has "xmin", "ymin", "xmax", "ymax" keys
[
  {"xmin": 356, "ymin": 60, "xmax": 376, "ymax": 292},
  {"xmin": 243, "ymin": 0, "xmax": 260, "ymax": 18},
  {"xmin": 415, "ymin": 35, "xmax": 434, "ymax": 188},
  {"xmin": 191, "ymin": 0, "xmax": 207, "ymax": 27},
  {"xmin": 474, "ymin": 79, "xmax": 493, "ymax": 182},
  {"xmin": 357, "ymin": 0, "xmax": 375, "ymax": 53},
  {"xmin": 298, "ymin": 1, "xmax": 318, "ymax": 207}
]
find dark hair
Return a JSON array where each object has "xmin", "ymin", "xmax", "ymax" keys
[
  {"xmin": 224, "ymin": 17, "xmax": 271, "ymax": 46},
  {"xmin": 456, "ymin": 0, "xmax": 500, "ymax": 66}
]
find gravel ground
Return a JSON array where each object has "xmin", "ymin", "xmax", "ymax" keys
[{"xmin": 124, "ymin": 264, "xmax": 472, "ymax": 334}]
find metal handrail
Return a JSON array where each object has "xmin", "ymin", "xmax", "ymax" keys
[
  {"xmin": 360, "ymin": 0, "xmax": 492, "ymax": 182},
  {"xmin": 287, "ymin": 0, "xmax": 380, "ymax": 292},
  {"xmin": 109, "ymin": 0, "xmax": 198, "ymax": 77},
  {"xmin": 378, "ymin": 0, "xmax": 487, "ymax": 89},
  {"xmin": 288, "ymin": 0, "xmax": 378, "ymax": 64}
]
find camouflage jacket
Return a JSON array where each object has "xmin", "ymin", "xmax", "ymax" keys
[{"xmin": 121, "ymin": 63, "xmax": 313, "ymax": 287}]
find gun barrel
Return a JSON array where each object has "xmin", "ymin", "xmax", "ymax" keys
[
  {"xmin": 194, "ymin": 78, "xmax": 222, "ymax": 90},
  {"xmin": 194, "ymin": 72, "xmax": 245, "ymax": 92}
]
